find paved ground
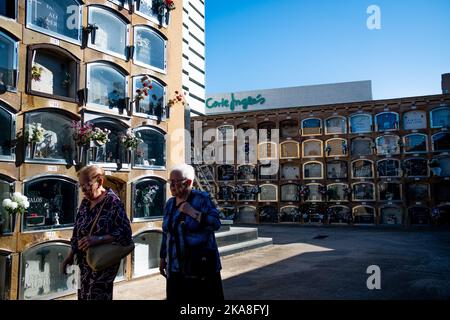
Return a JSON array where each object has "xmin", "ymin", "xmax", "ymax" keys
[{"xmin": 66, "ymin": 225, "xmax": 450, "ymax": 300}]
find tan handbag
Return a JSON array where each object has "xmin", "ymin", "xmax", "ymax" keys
[{"xmin": 86, "ymin": 197, "xmax": 135, "ymax": 272}]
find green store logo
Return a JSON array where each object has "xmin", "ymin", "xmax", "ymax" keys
[{"xmin": 206, "ymin": 94, "xmax": 266, "ymax": 111}]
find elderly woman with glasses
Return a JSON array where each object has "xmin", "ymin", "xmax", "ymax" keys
[
  {"xmin": 160, "ymin": 164, "xmax": 224, "ymax": 301},
  {"xmin": 62, "ymin": 165, "xmax": 132, "ymax": 300}
]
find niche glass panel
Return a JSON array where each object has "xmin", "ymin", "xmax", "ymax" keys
[
  {"xmin": 325, "ymin": 117, "xmax": 346, "ymax": 134},
  {"xmin": 0, "ymin": 106, "xmax": 13, "ymax": 158},
  {"xmin": 87, "ymin": 64, "xmax": 127, "ymax": 111},
  {"xmin": 302, "ymin": 119, "xmax": 321, "ymax": 135},
  {"xmin": 237, "ymin": 165, "xmax": 256, "ymax": 181},
  {"xmin": 353, "ymin": 183, "xmax": 375, "ymax": 201},
  {"xmin": 133, "ymin": 178, "xmax": 166, "ymax": 219},
  {"xmin": 26, "ymin": 0, "xmax": 82, "ymax": 43},
  {"xmin": 378, "ymin": 182, "xmax": 402, "ymax": 201},
  {"xmin": 353, "ymin": 206, "xmax": 375, "ymax": 224},
  {"xmin": 377, "ymin": 159, "xmax": 401, "ymax": 177},
  {"xmin": 352, "ymin": 160, "xmax": 373, "ymax": 178},
  {"xmin": 376, "ymin": 112, "xmax": 399, "ymax": 131},
  {"xmin": 404, "ymin": 134, "xmax": 427, "ymax": 153},
  {"xmin": 133, "ymin": 129, "xmax": 165, "ymax": 168},
  {"xmin": 88, "ymin": 120, "xmax": 126, "ymax": 165},
  {"xmin": 376, "ymin": 135, "xmax": 400, "ymax": 155},
  {"xmin": 351, "ymin": 138, "xmax": 373, "ymax": 156},
  {"xmin": 133, "ymin": 76, "xmax": 165, "ymax": 118},
  {"xmin": 88, "ymin": 7, "xmax": 128, "ymax": 58},
  {"xmin": 132, "ymin": 231, "xmax": 162, "ymax": 278},
  {"xmin": 303, "ymin": 162, "xmax": 323, "ymax": 179},
  {"xmin": 281, "ymin": 184, "xmax": 299, "ymax": 201},
  {"xmin": 303, "ymin": 140, "xmax": 322, "ymax": 157},
  {"xmin": 327, "ymin": 161, "xmax": 348, "ymax": 179},
  {"xmin": 20, "ymin": 243, "xmax": 77, "ymax": 300},
  {"xmin": 30, "ymin": 49, "xmax": 77, "ymax": 99},
  {"xmin": 350, "ymin": 114, "xmax": 372, "ymax": 133},
  {"xmin": 23, "ymin": 177, "xmax": 77, "ymax": 231},
  {"xmin": 431, "ymin": 107, "xmax": 450, "ymax": 128},
  {"xmin": 403, "ymin": 110, "xmax": 427, "ymax": 130},
  {"xmin": 380, "ymin": 207, "xmax": 403, "ymax": 225},
  {"xmin": 135, "ymin": 27, "xmax": 165, "ymax": 71},
  {"xmin": 281, "ymin": 163, "xmax": 300, "ymax": 180},
  {"xmin": 0, "ymin": 32, "xmax": 18, "ymax": 90}
]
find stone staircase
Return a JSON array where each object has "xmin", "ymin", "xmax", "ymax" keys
[
  {"xmin": 192, "ymin": 161, "xmax": 273, "ymax": 256},
  {"xmin": 215, "ymin": 221, "xmax": 273, "ymax": 257}
]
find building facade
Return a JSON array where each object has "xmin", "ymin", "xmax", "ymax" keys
[
  {"xmin": 0, "ymin": 0, "xmax": 186, "ymax": 300},
  {"xmin": 192, "ymin": 84, "xmax": 450, "ymax": 228},
  {"xmin": 181, "ymin": 0, "xmax": 205, "ymax": 116}
]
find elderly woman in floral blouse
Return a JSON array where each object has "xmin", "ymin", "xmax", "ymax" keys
[{"xmin": 62, "ymin": 165, "xmax": 132, "ymax": 300}]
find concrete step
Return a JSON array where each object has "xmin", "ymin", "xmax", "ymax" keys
[
  {"xmin": 216, "ymin": 219, "xmax": 234, "ymax": 233},
  {"xmin": 215, "ymin": 227, "xmax": 259, "ymax": 247},
  {"xmin": 218, "ymin": 237, "xmax": 273, "ymax": 257}
]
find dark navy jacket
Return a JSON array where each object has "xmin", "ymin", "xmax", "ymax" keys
[{"xmin": 160, "ymin": 189, "xmax": 222, "ymax": 274}]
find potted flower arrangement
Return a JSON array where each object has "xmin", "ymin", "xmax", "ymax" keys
[
  {"xmin": 31, "ymin": 65, "xmax": 43, "ymax": 82},
  {"xmin": 71, "ymin": 121, "xmax": 94, "ymax": 165},
  {"xmin": 25, "ymin": 122, "xmax": 45, "ymax": 159},
  {"xmin": 91, "ymin": 127, "xmax": 110, "ymax": 146},
  {"xmin": 429, "ymin": 159, "xmax": 441, "ymax": 177},
  {"xmin": 141, "ymin": 185, "xmax": 160, "ymax": 217},
  {"xmin": 2, "ymin": 192, "xmax": 30, "ymax": 233},
  {"xmin": 165, "ymin": 90, "xmax": 185, "ymax": 119},
  {"xmin": 155, "ymin": 0, "xmax": 176, "ymax": 25},
  {"xmin": 134, "ymin": 76, "xmax": 153, "ymax": 113},
  {"xmin": 90, "ymin": 127, "xmax": 111, "ymax": 162},
  {"xmin": 343, "ymin": 185, "xmax": 352, "ymax": 200},
  {"xmin": 299, "ymin": 185, "xmax": 310, "ymax": 201},
  {"xmin": 120, "ymin": 129, "xmax": 143, "ymax": 163}
]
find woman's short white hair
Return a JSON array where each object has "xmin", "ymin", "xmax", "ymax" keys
[{"xmin": 171, "ymin": 164, "xmax": 196, "ymax": 186}]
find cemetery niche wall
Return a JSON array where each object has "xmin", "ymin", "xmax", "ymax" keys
[
  {"xmin": 192, "ymin": 95, "xmax": 450, "ymax": 227},
  {"xmin": 0, "ymin": 0, "xmax": 185, "ymax": 300}
]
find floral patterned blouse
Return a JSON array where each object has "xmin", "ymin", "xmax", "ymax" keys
[{"xmin": 70, "ymin": 188, "xmax": 132, "ymax": 258}]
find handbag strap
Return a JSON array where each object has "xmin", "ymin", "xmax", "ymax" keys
[{"xmin": 88, "ymin": 195, "xmax": 109, "ymax": 237}]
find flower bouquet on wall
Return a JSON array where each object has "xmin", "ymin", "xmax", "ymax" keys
[
  {"xmin": 134, "ymin": 75, "xmax": 153, "ymax": 114},
  {"xmin": 343, "ymin": 185, "xmax": 352, "ymax": 201},
  {"xmin": 91, "ymin": 127, "xmax": 111, "ymax": 146},
  {"xmin": 141, "ymin": 185, "xmax": 160, "ymax": 217},
  {"xmin": 25, "ymin": 122, "xmax": 45, "ymax": 159},
  {"xmin": 31, "ymin": 65, "xmax": 43, "ymax": 82},
  {"xmin": 71, "ymin": 121, "xmax": 93, "ymax": 165},
  {"xmin": 299, "ymin": 185, "xmax": 310, "ymax": 201},
  {"xmin": 155, "ymin": 0, "xmax": 176, "ymax": 25},
  {"xmin": 90, "ymin": 127, "xmax": 111, "ymax": 163},
  {"xmin": 2, "ymin": 192, "xmax": 30, "ymax": 233},
  {"xmin": 120, "ymin": 129, "xmax": 143, "ymax": 164},
  {"xmin": 165, "ymin": 90, "xmax": 186, "ymax": 120}
]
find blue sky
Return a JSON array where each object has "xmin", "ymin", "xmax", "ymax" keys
[{"xmin": 205, "ymin": 0, "xmax": 450, "ymax": 99}]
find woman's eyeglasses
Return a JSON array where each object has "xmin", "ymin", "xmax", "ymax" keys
[
  {"xmin": 167, "ymin": 179, "xmax": 187, "ymax": 186},
  {"xmin": 80, "ymin": 181, "xmax": 98, "ymax": 190}
]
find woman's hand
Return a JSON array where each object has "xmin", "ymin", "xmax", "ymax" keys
[
  {"xmin": 78, "ymin": 236, "xmax": 101, "ymax": 251},
  {"xmin": 62, "ymin": 252, "xmax": 74, "ymax": 275},
  {"xmin": 179, "ymin": 202, "xmax": 201, "ymax": 222},
  {"xmin": 159, "ymin": 259, "xmax": 167, "ymax": 278}
]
